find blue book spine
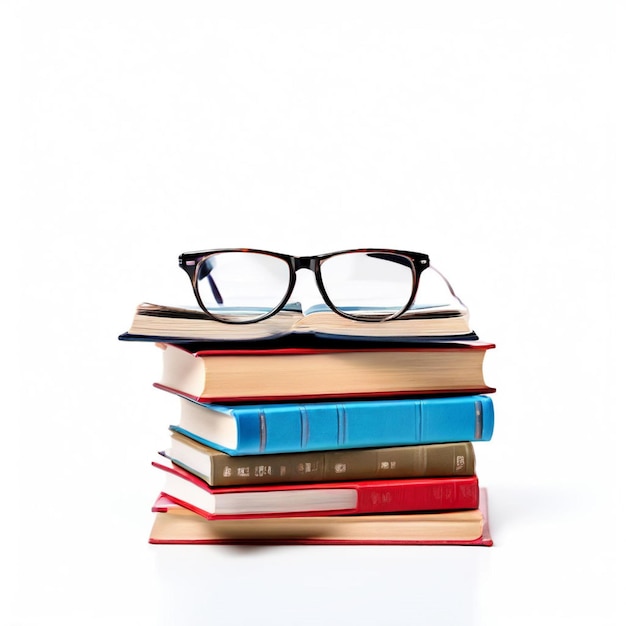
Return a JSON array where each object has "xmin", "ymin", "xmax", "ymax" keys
[{"xmin": 171, "ymin": 395, "xmax": 494, "ymax": 456}]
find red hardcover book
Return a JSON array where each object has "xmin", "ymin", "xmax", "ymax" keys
[
  {"xmin": 152, "ymin": 458, "xmax": 480, "ymax": 520},
  {"xmin": 154, "ymin": 340, "xmax": 495, "ymax": 403},
  {"xmin": 148, "ymin": 490, "xmax": 493, "ymax": 546}
]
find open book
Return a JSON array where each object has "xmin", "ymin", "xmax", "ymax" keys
[
  {"xmin": 120, "ymin": 300, "xmax": 475, "ymax": 343},
  {"xmin": 119, "ymin": 266, "xmax": 477, "ymax": 343}
]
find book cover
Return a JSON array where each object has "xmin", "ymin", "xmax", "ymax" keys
[
  {"xmin": 154, "ymin": 340, "xmax": 496, "ymax": 403},
  {"xmin": 167, "ymin": 394, "xmax": 494, "ymax": 456},
  {"xmin": 162, "ymin": 434, "xmax": 477, "ymax": 486},
  {"xmin": 152, "ymin": 458, "xmax": 481, "ymax": 519},
  {"xmin": 148, "ymin": 489, "xmax": 493, "ymax": 546}
]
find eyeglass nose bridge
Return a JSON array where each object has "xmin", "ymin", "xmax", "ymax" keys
[
  {"xmin": 292, "ymin": 256, "xmax": 318, "ymax": 272},
  {"xmin": 288, "ymin": 256, "xmax": 335, "ymax": 314}
]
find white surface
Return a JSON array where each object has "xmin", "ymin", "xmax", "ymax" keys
[{"xmin": 5, "ymin": 2, "xmax": 623, "ymax": 625}]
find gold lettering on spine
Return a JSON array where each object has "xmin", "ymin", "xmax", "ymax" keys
[
  {"xmin": 259, "ymin": 410, "xmax": 267, "ymax": 453},
  {"xmin": 474, "ymin": 401, "xmax": 483, "ymax": 439}
]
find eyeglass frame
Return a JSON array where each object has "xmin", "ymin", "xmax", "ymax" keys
[{"xmin": 178, "ymin": 247, "xmax": 431, "ymax": 324}]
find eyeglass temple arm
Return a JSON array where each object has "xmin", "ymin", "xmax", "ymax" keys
[
  {"xmin": 429, "ymin": 266, "xmax": 467, "ymax": 309},
  {"xmin": 196, "ymin": 259, "xmax": 224, "ymax": 305},
  {"xmin": 366, "ymin": 254, "xmax": 466, "ymax": 308}
]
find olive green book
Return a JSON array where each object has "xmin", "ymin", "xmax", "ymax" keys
[{"xmin": 161, "ymin": 430, "xmax": 476, "ymax": 487}]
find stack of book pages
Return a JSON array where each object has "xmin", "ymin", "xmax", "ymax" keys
[{"xmin": 120, "ymin": 291, "xmax": 495, "ymax": 546}]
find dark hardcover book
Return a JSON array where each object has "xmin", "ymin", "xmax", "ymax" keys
[{"xmin": 162, "ymin": 432, "xmax": 477, "ymax": 486}]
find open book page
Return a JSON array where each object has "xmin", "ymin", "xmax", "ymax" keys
[
  {"xmin": 293, "ymin": 310, "xmax": 471, "ymax": 338},
  {"xmin": 126, "ymin": 302, "xmax": 304, "ymax": 341},
  {"xmin": 294, "ymin": 267, "xmax": 471, "ymax": 337}
]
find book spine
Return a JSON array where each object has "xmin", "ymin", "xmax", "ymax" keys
[
  {"xmin": 232, "ymin": 395, "xmax": 494, "ymax": 455},
  {"xmin": 204, "ymin": 442, "xmax": 475, "ymax": 487},
  {"xmin": 354, "ymin": 476, "xmax": 479, "ymax": 514}
]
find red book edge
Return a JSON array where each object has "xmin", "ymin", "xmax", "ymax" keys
[
  {"xmin": 161, "ymin": 341, "xmax": 496, "ymax": 358},
  {"xmin": 149, "ymin": 488, "xmax": 493, "ymax": 547},
  {"xmin": 153, "ymin": 381, "xmax": 497, "ymax": 403}
]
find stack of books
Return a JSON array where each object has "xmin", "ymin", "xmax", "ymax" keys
[{"xmin": 120, "ymin": 291, "xmax": 496, "ymax": 546}]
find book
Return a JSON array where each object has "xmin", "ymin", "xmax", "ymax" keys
[
  {"xmin": 162, "ymin": 432, "xmax": 477, "ymax": 486},
  {"xmin": 168, "ymin": 394, "xmax": 494, "ymax": 455},
  {"xmin": 153, "ymin": 340, "xmax": 495, "ymax": 402},
  {"xmin": 148, "ymin": 490, "xmax": 493, "ymax": 546},
  {"xmin": 119, "ymin": 294, "xmax": 476, "ymax": 344},
  {"xmin": 152, "ymin": 458, "xmax": 480, "ymax": 519}
]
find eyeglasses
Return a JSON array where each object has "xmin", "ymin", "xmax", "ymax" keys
[{"xmin": 178, "ymin": 248, "xmax": 431, "ymax": 324}]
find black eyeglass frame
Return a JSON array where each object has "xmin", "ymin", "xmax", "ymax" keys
[{"xmin": 178, "ymin": 247, "xmax": 431, "ymax": 324}]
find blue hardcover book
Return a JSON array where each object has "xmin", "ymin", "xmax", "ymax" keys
[{"xmin": 169, "ymin": 395, "xmax": 494, "ymax": 456}]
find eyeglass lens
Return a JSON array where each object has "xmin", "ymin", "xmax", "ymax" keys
[
  {"xmin": 195, "ymin": 252, "xmax": 292, "ymax": 322},
  {"xmin": 319, "ymin": 252, "xmax": 414, "ymax": 319}
]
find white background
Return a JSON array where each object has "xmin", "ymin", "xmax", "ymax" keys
[{"xmin": 4, "ymin": 1, "xmax": 623, "ymax": 625}]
